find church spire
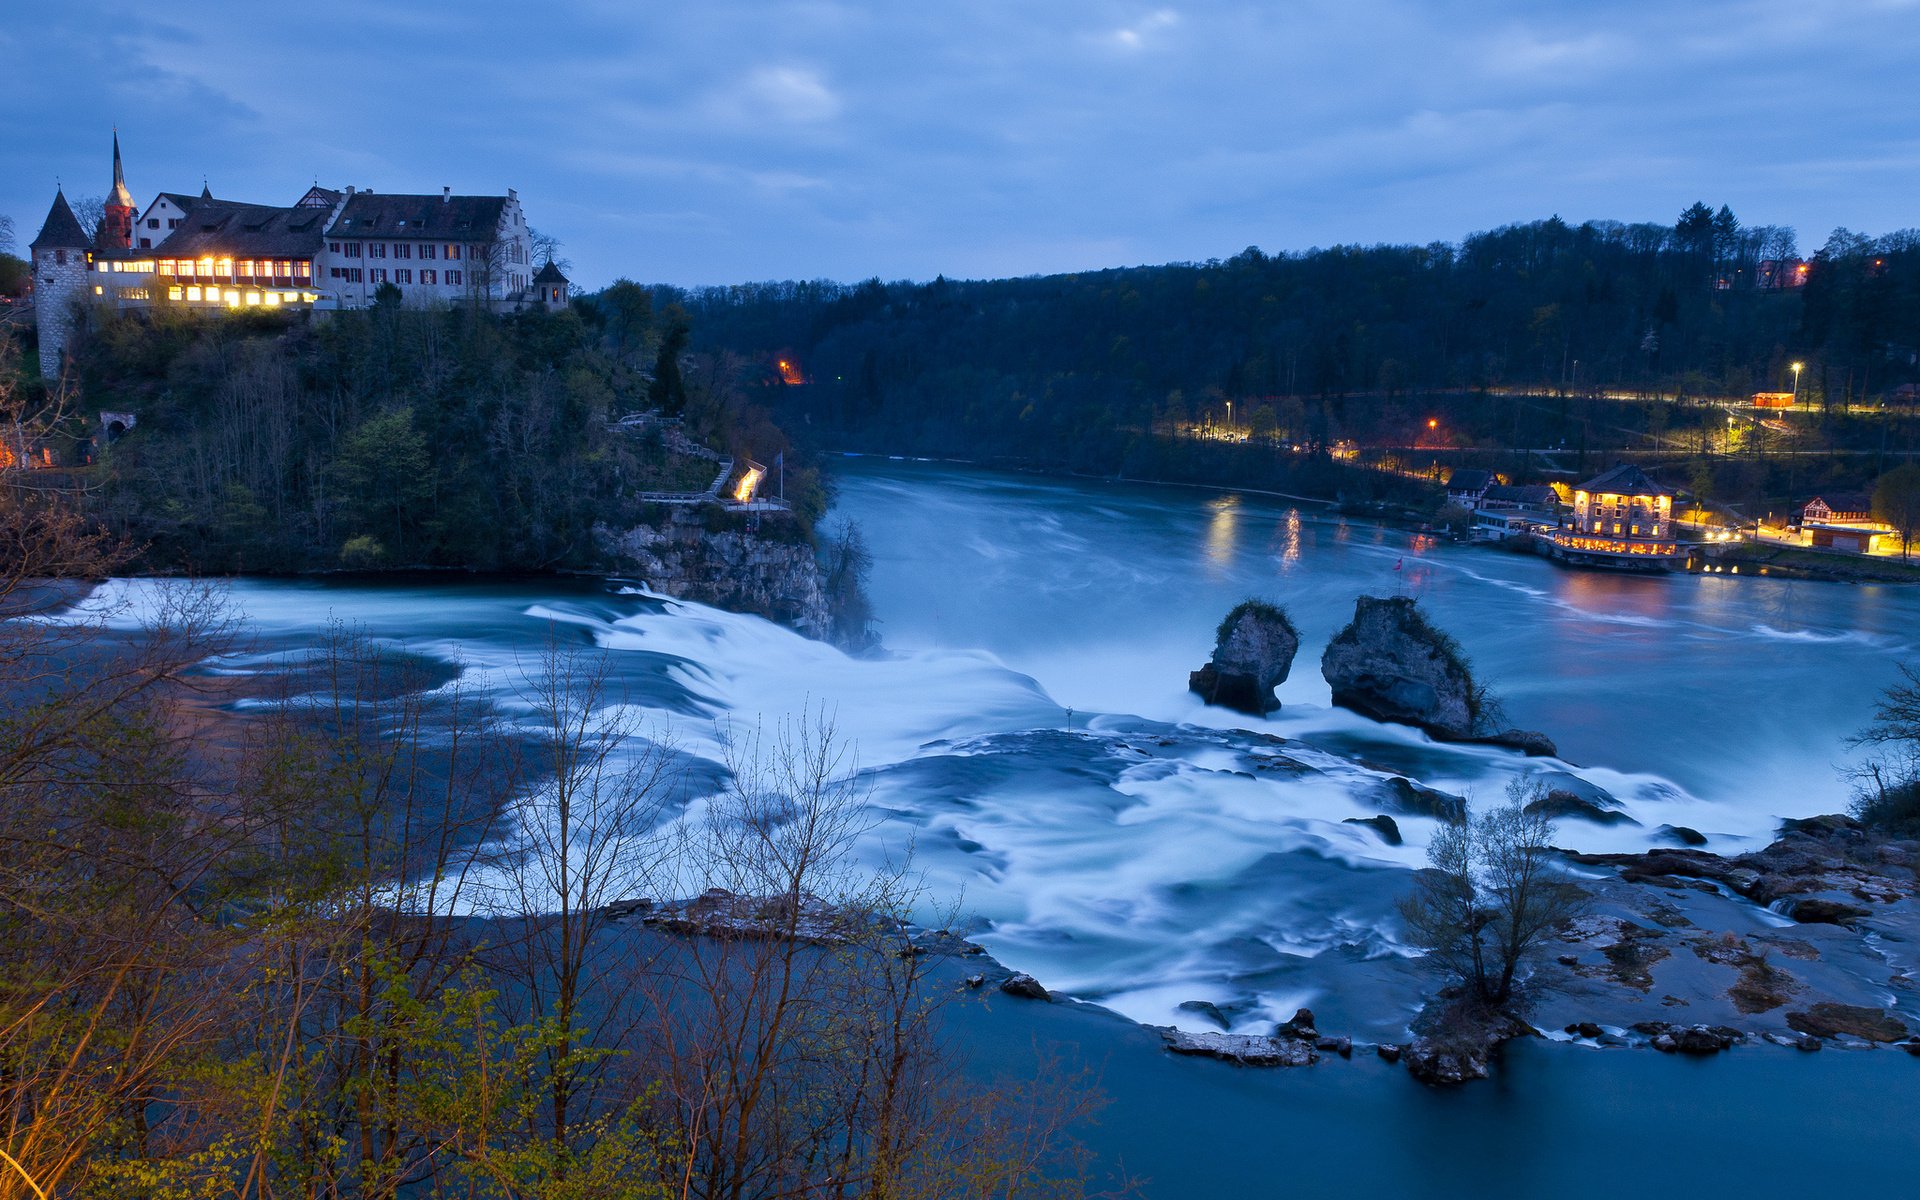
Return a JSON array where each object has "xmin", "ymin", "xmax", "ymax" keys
[{"xmin": 100, "ymin": 129, "xmax": 136, "ymax": 250}]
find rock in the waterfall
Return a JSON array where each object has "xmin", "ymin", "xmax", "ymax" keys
[
  {"xmin": 1785, "ymin": 1003, "xmax": 1910, "ymax": 1042},
  {"xmin": 999, "ymin": 972, "xmax": 1051, "ymax": 1001},
  {"xmin": 1657, "ymin": 824, "xmax": 1709, "ymax": 847},
  {"xmin": 1474, "ymin": 727, "xmax": 1559, "ymax": 757},
  {"xmin": 1525, "ymin": 789, "xmax": 1641, "ymax": 827},
  {"xmin": 1369, "ymin": 776, "xmax": 1467, "ymax": 823},
  {"xmin": 1319, "ymin": 596, "xmax": 1479, "ymax": 739},
  {"xmin": 1190, "ymin": 600, "xmax": 1301, "ymax": 715},
  {"xmin": 1176, "ymin": 1000, "xmax": 1231, "ymax": 1029},
  {"xmin": 1274, "ymin": 1008, "xmax": 1319, "ymax": 1039},
  {"xmin": 1343, "ymin": 814, "xmax": 1404, "ymax": 846},
  {"xmin": 1160, "ymin": 1028, "xmax": 1317, "ymax": 1067},
  {"xmin": 1786, "ymin": 898, "xmax": 1872, "ymax": 927}
]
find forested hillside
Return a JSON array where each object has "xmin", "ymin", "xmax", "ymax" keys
[
  {"xmin": 670, "ymin": 209, "xmax": 1920, "ymax": 480},
  {"xmin": 43, "ymin": 287, "xmax": 823, "ymax": 573}
]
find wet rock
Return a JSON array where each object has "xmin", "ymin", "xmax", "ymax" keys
[
  {"xmin": 1274, "ymin": 1008, "xmax": 1318, "ymax": 1040},
  {"xmin": 1763, "ymin": 1031, "xmax": 1821, "ymax": 1052},
  {"xmin": 1474, "ymin": 728, "xmax": 1559, "ymax": 757},
  {"xmin": 1176, "ymin": 1000, "xmax": 1230, "ymax": 1030},
  {"xmin": 1320, "ymin": 596, "xmax": 1478, "ymax": 739},
  {"xmin": 999, "ymin": 973, "xmax": 1051, "ymax": 1002},
  {"xmin": 1342, "ymin": 814, "xmax": 1404, "ymax": 845},
  {"xmin": 963, "ymin": 974, "xmax": 985, "ymax": 989},
  {"xmin": 1564, "ymin": 1022, "xmax": 1604, "ymax": 1039},
  {"xmin": 1527, "ymin": 789, "xmax": 1641, "ymax": 827},
  {"xmin": 1189, "ymin": 601, "xmax": 1300, "ymax": 715},
  {"xmin": 1778, "ymin": 814, "xmax": 1866, "ymax": 839},
  {"xmin": 1404, "ymin": 1038, "xmax": 1491, "ymax": 1085},
  {"xmin": 1787, "ymin": 898, "xmax": 1872, "ymax": 927},
  {"xmin": 1315, "ymin": 1035, "xmax": 1353, "ymax": 1058},
  {"xmin": 1369, "ymin": 776, "xmax": 1466, "ymax": 824},
  {"xmin": 1376, "ymin": 1043, "xmax": 1403, "ymax": 1064},
  {"xmin": 1898, "ymin": 1040, "xmax": 1920, "ymax": 1057},
  {"xmin": 1658, "ymin": 824, "xmax": 1709, "ymax": 847},
  {"xmin": 1785, "ymin": 1003, "xmax": 1910, "ymax": 1043},
  {"xmin": 1652, "ymin": 1025, "xmax": 1740, "ymax": 1055},
  {"xmin": 1160, "ymin": 1028, "xmax": 1316, "ymax": 1067}
]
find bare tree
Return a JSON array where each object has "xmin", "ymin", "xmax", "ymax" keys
[{"xmin": 1397, "ymin": 778, "xmax": 1587, "ymax": 1006}]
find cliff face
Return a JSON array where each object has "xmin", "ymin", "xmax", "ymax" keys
[{"xmin": 599, "ymin": 508, "xmax": 832, "ymax": 641}]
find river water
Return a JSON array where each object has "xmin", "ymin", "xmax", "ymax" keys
[{"xmin": 71, "ymin": 458, "xmax": 1919, "ymax": 1192}]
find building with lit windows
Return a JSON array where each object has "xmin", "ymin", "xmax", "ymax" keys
[
  {"xmin": 28, "ymin": 136, "xmax": 569, "ymax": 376},
  {"xmin": 1543, "ymin": 464, "xmax": 1684, "ymax": 571}
]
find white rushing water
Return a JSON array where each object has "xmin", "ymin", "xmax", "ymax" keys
[{"xmin": 61, "ymin": 458, "xmax": 1920, "ymax": 1033}]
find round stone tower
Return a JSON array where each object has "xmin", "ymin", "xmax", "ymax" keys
[{"xmin": 28, "ymin": 188, "xmax": 92, "ymax": 378}]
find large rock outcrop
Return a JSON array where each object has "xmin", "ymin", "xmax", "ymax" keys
[
  {"xmin": 1189, "ymin": 601, "xmax": 1300, "ymax": 715},
  {"xmin": 1320, "ymin": 596, "xmax": 1478, "ymax": 737},
  {"xmin": 1320, "ymin": 596, "xmax": 1555, "ymax": 754},
  {"xmin": 599, "ymin": 507, "xmax": 833, "ymax": 641}
]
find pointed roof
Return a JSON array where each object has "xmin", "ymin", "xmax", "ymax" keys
[
  {"xmin": 109, "ymin": 131, "xmax": 135, "ymax": 209},
  {"xmin": 30, "ymin": 190, "xmax": 90, "ymax": 252},
  {"xmin": 532, "ymin": 260, "xmax": 569, "ymax": 285},
  {"xmin": 1576, "ymin": 464, "xmax": 1673, "ymax": 498}
]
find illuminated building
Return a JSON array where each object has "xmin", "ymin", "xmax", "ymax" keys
[
  {"xmin": 28, "ymin": 135, "xmax": 561, "ymax": 376},
  {"xmin": 1544, "ymin": 464, "xmax": 1683, "ymax": 572},
  {"xmin": 1795, "ymin": 494, "xmax": 1894, "ymax": 555}
]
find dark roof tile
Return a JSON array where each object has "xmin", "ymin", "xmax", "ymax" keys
[
  {"xmin": 325, "ymin": 193, "xmax": 508, "ymax": 241},
  {"xmin": 30, "ymin": 191, "xmax": 89, "ymax": 251}
]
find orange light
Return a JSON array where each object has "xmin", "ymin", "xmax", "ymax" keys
[{"xmin": 1427, "ymin": 418, "xmax": 1438, "ymax": 429}]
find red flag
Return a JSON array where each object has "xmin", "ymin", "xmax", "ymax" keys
[{"xmin": 1394, "ymin": 557, "xmax": 1403, "ymax": 571}]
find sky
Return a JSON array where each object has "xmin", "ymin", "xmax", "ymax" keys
[{"xmin": 3, "ymin": 0, "xmax": 1918, "ymax": 289}]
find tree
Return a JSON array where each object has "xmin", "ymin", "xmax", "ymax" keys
[
  {"xmin": 1847, "ymin": 662, "xmax": 1920, "ymax": 834},
  {"xmin": 1872, "ymin": 462, "xmax": 1920, "ymax": 559},
  {"xmin": 1397, "ymin": 779, "xmax": 1587, "ymax": 1006},
  {"xmin": 530, "ymin": 227, "xmax": 571, "ymax": 276},
  {"xmin": 648, "ymin": 304, "xmax": 691, "ymax": 415}
]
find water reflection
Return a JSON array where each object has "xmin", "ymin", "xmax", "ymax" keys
[{"xmin": 1203, "ymin": 495, "xmax": 1240, "ymax": 576}]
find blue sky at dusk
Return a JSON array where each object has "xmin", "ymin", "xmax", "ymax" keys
[{"xmin": 4, "ymin": 0, "xmax": 1918, "ymax": 288}]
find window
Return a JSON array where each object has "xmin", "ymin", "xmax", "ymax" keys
[
  {"xmin": 147, "ymin": 218, "xmax": 160, "ymax": 229},
  {"xmin": 420, "ymin": 269, "xmax": 436, "ymax": 285},
  {"xmin": 240, "ymin": 261, "xmax": 255, "ymax": 278},
  {"xmin": 139, "ymin": 237, "xmax": 152, "ymax": 249},
  {"xmin": 294, "ymin": 262, "xmax": 309, "ymax": 279},
  {"xmin": 54, "ymin": 250, "xmax": 66, "ymax": 265},
  {"xmin": 420, "ymin": 243, "xmax": 436, "ymax": 259},
  {"xmin": 348, "ymin": 268, "xmax": 363, "ymax": 283},
  {"xmin": 168, "ymin": 286, "xmax": 182, "ymax": 300},
  {"xmin": 344, "ymin": 242, "xmax": 362, "ymax": 258},
  {"xmin": 167, "ymin": 218, "xmax": 182, "ymax": 229},
  {"xmin": 395, "ymin": 269, "xmax": 412, "ymax": 284},
  {"xmin": 186, "ymin": 286, "xmax": 201, "ymax": 301},
  {"xmin": 445, "ymin": 243, "xmax": 461, "ymax": 260},
  {"xmin": 368, "ymin": 243, "xmax": 386, "ymax": 259},
  {"xmin": 330, "ymin": 267, "xmax": 344, "ymax": 279},
  {"xmin": 446, "ymin": 269, "xmax": 463, "ymax": 286},
  {"xmin": 393, "ymin": 243, "xmax": 411, "ymax": 259},
  {"xmin": 329, "ymin": 241, "xmax": 341, "ymax": 253}
]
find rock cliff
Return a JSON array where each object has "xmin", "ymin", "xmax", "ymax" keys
[
  {"xmin": 1320, "ymin": 596, "xmax": 1478, "ymax": 737},
  {"xmin": 1320, "ymin": 595, "xmax": 1555, "ymax": 754},
  {"xmin": 598, "ymin": 507, "xmax": 833, "ymax": 641},
  {"xmin": 1189, "ymin": 600, "xmax": 1300, "ymax": 714}
]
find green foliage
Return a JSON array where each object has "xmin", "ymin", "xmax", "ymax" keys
[
  {"xmin": 64, "ymin": 300, "xmax": 827, "ymax": 574},
  {"xmin": 1873, "ymin": 463, "xmax": 1920, "ymax": 558}
]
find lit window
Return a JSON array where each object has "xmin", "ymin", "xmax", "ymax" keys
[
  {"xmin": 240, "ymin": 260, "xmax": 255, "ymax": 277},
  {"xmin": 94, "ymin": 285, "xmax": 104, "ymax": 295},
  {"xmin": 199, "ymin": 257, "xmax": 215, "ymax": 276},
  {"xmin": 186, "ymin": 286, "xmax": 202, "ymax": 301},
  {"xmin": 218, "ymin": 258, "xmax": 234, "ymax": 277},
  {"xmin": 244, "ymin": 291, "xmax": 261, "ymax": 305}
]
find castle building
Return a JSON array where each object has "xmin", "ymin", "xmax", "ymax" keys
[{"xmin": 28, "ymin": 135, "xmax": 572, "ymax": 377}]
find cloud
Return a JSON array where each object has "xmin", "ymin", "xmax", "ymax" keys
[
  {"xmin": 735, "ymin": 65, "xmax": 843, "ymax": 125},
  {"xmin": 6, "ymin": 0, "xmax": 1920, "ymax": 286},
  {"xmin": 1105, "ymin": 8, "xmax": 1181, "ymax": 51}
]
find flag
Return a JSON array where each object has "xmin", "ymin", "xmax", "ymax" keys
[{"xmin": 1394, "ymin": 557, "xmax": 1403, "ymax": 571}]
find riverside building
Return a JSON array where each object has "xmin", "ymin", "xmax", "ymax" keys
[
  {"xmin": 27, "ymin": 135, "xmax": 570, "ymax": 376},
  {"xmin": 1544, "ymin": 464, "xmax": 1683, "ymax": 571}
]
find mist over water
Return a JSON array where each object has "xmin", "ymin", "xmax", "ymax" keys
[{"xmin": 77, "ymin": 459, "xmax": 1920, "ymax": 1035}]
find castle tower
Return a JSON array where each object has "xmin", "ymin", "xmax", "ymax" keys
[
  {"xmin": 97, "ymin": 131, "xmax": 136, "ymax": 251},
  {"xmin": 29, "ymin": 189, "xmax": 92, "ymax": 378}
]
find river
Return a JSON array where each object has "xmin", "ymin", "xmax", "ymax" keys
[{"xmin": 72, "ymin": 457, "xmax": 1919, "ymax": 1193}]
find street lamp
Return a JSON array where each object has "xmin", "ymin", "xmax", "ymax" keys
[{"xmin": 1790, "ymin": 361, "xmax": 1804, "ymax": 404}]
